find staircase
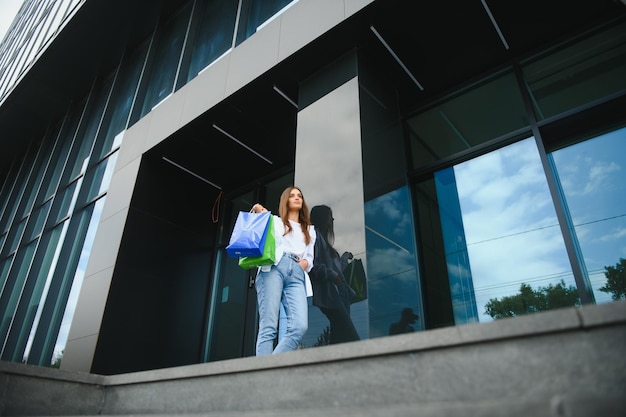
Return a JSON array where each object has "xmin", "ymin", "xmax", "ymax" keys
[{"xmin": 1, "ymin": 301, "xmax": 625, "ymax": 417}]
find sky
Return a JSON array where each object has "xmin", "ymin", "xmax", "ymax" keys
[{"xmin": 0, "ymin": 0, "xmax": 23, "ymax": 43}]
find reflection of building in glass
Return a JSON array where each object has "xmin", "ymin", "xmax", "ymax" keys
[
  {"xmin": 0, "ymin": 0, "xmax": 624, "ymax": 387},
  {"xmin": 435, "ymin": 168, "xmax": 479, "ymax": 324}
]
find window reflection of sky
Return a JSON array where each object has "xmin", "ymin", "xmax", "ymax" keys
[
  {"xmin": 364, "ymin": 187, "xmax": 421, "ymax": 337},
  {"xmin": 452, "ymin": 137, "xmax": 574, "ymax": 322},
  {"xmin": 551, "ymin": 127, "xmax": 626, "ymax": 304}
]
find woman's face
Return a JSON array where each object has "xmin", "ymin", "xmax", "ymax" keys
[{"xmin": 288, "ymin": 188, "xmax": 303, "ymax": 211}]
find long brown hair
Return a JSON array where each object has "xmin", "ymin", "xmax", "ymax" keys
[{"xmin": 278, "ymin": 186, "xmax": 312, "ymax": 245}]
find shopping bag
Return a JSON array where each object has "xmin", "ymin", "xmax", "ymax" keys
[
  {"xmin": 343, "ymin": 258, "xmax": 367, "ymax": 304},
  {"xmin": 238, "ymin": 215, "xmax": 276, "ymax": 269},
  {"xmin": 225, "ymin": 210, "xmax": 271, "ymax": 258}
]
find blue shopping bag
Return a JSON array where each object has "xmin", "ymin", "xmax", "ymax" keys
[
  {"xmin": 238, "ymin": 215, "xmax": 276, "ymax": 269},
  {"xmin": 225, "ymin": 210, "xmax": 271, "ymax": 258}
]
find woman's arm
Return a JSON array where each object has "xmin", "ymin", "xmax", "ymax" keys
[{"xmin": 301, "ymin": 227, "xmax": 316, "ymax": 272}]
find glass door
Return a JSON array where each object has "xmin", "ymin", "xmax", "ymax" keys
[{"xmin": 205, "ymin": 174, "xmax": 293, "ymax": 361}]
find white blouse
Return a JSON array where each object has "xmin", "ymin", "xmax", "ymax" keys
[{"xmin": 260, "ymin": 215, "xmax": 316, "ymax": 296}]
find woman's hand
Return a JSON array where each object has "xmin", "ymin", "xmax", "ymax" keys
[
  {"xmin": 252, "ymin": 203, "xmax": 268, "ymax": 213},
  {"xmin": 299, "ymin": 259, "xmax": 308, "ymax": 271}
]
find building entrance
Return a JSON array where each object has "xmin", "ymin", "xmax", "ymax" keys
[{"xmin": 91, "ymin": 75, "xmax": 299, "ymax": 373}]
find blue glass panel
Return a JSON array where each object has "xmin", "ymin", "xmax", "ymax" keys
[
  {"xmin": 436, "ymin": 138, "xmax": 576, "ymax": 323},
  {"xmin": 364, "ymin": 186, "xmax": 422, "ymax": 337},
  {"xmin": 551, "ymin": 127, "xmax": 626, "ymax": 303},
  {"xmin": 434, "ymin": 168, "xmax": 478, "ymax": 324}
]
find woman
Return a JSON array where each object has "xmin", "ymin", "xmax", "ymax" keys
[
  {"xmin": 252, "ymin": 186, "xmax": 316, "ymax": 355},
  {"xmin": 309, "ymin": 205, "xmax": 360, "ymax": 344}
]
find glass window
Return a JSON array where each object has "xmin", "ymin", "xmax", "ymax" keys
[
  {"xmin": 0, "ymin": 241, "xmax": 38, "ymax": 346},
  {"xmin": 17, "ymin": 138, "xmax": 54, "ymax": 220},
  {"xmin": 23, "ymin": 199, "xmax": 52, "ymax": 242},
  {"xmin": 184, "ymin": 0, "xmax": 239, "ymax": 84},
  {"xmin": 138, "ymin": 3, "xmax": 193, "ymax": 119},
  {"xmin": 40, "ymin": 100, "xmax": 86, "ymax": 201},
  {"xmin": 5, "ymin": 218, "xmax": 26, "ymax": 255},
  {"xmin": 408, "ymin": 71, "xmax": 527, "ymax": 170},
  {"xmin": 49, "ymin": 179, "xmax": 81, "ymax": 225},
  {"xmin": 64, "ymin": 77, "xmax": 114, "ymax": 183},
  {"xmin": 84, "ymin": 152, "xmax": 118, "ymax": 202},
  {"xmin": 523, "ymin": 21, "xmax": 626, "ymax": 121},
  {"xmin": 413, "ymin": 178, "xmax": 455, "ymax": 328},
  {"xmin": 0, "ymin": 255, "xmax": 12, "ymax": 291},
  {"xmin": 208, "ymin": 190, "xmax": 255, "ymax": 361},
  {"xmin": 432, "ymin": 137, "xmax": 577, "ymax": 324},
  {"xmin": 26, "ymin": 201, "xmax": 99, "ymax": 366},
  {"xmin": 550, "ymin": 127, "xmax": 626, "ymax": 303},
  {"xmin": 3, "ymin": 224, "xmax": 64, "ymax": 363},
  {"xmin": 0, "ymin": 162, "xmax": 21, "ymax": 227},
  {"xmin": 364, "ymin": 186, "xmax": 422, "ymax": 337},
  {"xmin": 235, "ymin": 0, "xmax": 295, "ymax": 46},
  {"xmin": 91, "ymin": 43, "xmax": 147, "ymax": 161},
  {"xmin": 51, "ymin": 198, "xmax": 105, "ymax": 367},
  {"xmin": 358, "ymin": 55, "xmax": 407, "ymax": 195},
  {"xmin": 1, "ymin": 148, "xmax": 37, "ymax": 232}
]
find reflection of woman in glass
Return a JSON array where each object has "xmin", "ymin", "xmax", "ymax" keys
[
  {"xmin": 252, "ymin": 186, "xmax": 316, "ymax": 355},
  {"xmin": 309, "ymin": 205, "xmax": 360, "ymax": 344}
]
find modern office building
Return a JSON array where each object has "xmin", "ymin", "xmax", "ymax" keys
[{"xmin": 1, "ymin": 1, "xmax": 625, "ymax": 410}]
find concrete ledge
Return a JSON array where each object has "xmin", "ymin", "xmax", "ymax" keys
[
  {"xmin": 0, "ymin": 361, "xmax": 105, "ymax": 385},
  {"xmin": 0, "ymin": 362, "xmax": 105, "ymax": 416},
  {"xmin": 1, "ymin": 301, "xmax": 624, "ymax": 417},
  {"xmin": 9, "ymin": 394, "xmax": 623, "ymax": 417},
  {"xmin": 104, "ymin": 300, "xmax": 626, "ymax": 386}
]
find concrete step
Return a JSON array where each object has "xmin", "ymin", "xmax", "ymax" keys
[
  {"xmin": 15, "ymin": 395, "xmax": 626, "ymax": 417},
  {"xmin": 2, "ymin": 301, "xmax": 625, "ymax": 417}
]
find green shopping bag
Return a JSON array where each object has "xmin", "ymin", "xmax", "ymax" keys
[
  {"xmin": 343, "ymin": 258, "xmax": 367, "ymax": 304},
  {"xmin": 238, "ymin": 215, "xmax": 276, "ymax": 269}
]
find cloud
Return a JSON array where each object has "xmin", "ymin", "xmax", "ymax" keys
[
  {"xmin": 598, "ymin": 227, "xmax": 626, "ymax": 242},
  {"xmin": 583, "ymin": 161, "xmax": 620, "ymax": 195},
  {"xmin": 364, "ymin": 189, "xmax": 412, "ymax": 238},
  {"xmin": 366, "ymin": 246, "xmax": 414, "ymax": 281}
]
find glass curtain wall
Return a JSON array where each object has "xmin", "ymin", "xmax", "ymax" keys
[
  {"xmin": 0, "ymin": 40, "xmax": 147, "ymax": 366},
  {"xmin": 409, "ymin": 20, "xmax": 626, "ymax": 326},
  {"xmin": 0, "ymin": 0, "xmax": 83, "ymax": 103}
]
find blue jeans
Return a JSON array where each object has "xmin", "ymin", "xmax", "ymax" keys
[{"xmin": 255, "ymin": 254, "xmax": 308, "ymax": 355}]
